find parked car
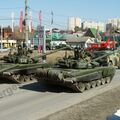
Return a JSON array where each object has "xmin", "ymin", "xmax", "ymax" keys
[{"xmin": 106, "ymin": 109, "xmax": 120, "ymax": 120}]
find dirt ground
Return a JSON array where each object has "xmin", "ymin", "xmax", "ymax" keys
[
  {"xmin": 45, "ymin": 50, "xmax": 73, "ymax": 64},
  {"xmin": 40, "ymin": 85, "xmax": 120, "ymax": 120}
]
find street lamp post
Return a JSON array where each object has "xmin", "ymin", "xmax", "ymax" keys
[
  {"xmin": 0, "ymin": 26, "xmax": 3, "ymax": 52},
  {"xmin": 25, "ymin": 0, "xmax": 29, "ymax": 48}
]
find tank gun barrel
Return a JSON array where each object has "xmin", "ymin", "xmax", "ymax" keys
[
  {"xmin": 38, "ymin": 45, "xmax": 73, "ymax": 58},
  {"xmin": 0, "ymin": 64, "xmax": 18, "ymax": 73},
  {"xmin": 93, "ymin": 50, "xmax": 119, "ymax": 61}
]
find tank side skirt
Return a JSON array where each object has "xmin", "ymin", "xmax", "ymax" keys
[{"xmin": 66, "ymin": 71, "xmax": 102, "ymax": 82}]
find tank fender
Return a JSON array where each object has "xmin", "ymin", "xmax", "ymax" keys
[
  {"xmin": 66, "ymin": 71, "xmax": 102, "ymax": 82},
  {"xmin": 102, "ymin": 67, "xmax": 116, "ymax": 77}
]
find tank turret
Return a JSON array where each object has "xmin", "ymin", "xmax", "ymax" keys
[{"xmin": 1, "ymin": 44, "xmax": 38, "ymax": 64}]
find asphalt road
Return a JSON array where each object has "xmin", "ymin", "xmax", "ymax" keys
[{"xmin": 0, "ymin": 69, "xmax": 120, "ymax": 120}]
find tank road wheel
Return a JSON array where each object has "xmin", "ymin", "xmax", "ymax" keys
[
  {"xmin": 101, "ymin": 78, "xmax": 106, "ymax": 85},
  {"xmin": 18, "ymin": 75, "xmax": 29, "ymax": 83},
  {"xmin": 105, "ymin": 77, "xmax": 111, "ymax": 83},
  {"xmin": 29, "ymin": 75, "xmax": 36, "ymax": 81},
  {"xmin": 77, "ymin": 82, "xmax": 85, "ymax": 92},
  {"xmin": 24, "ymin": 76, "xmax": 31, "ymax": 82},
  {"xmin": 90, "ymin": 81, "xmax": 96, "ymax": 88},
  {"xmin": 18, "ymin": 76, "xmax": 24, "ymax": 83},
  {"xmin": 85, "ymin": 83, "xmax": 91, "ymax": 90},
  {"xmin": 96, "ymin": 80, "xmax": 101, "ymax": 86},
  {"xmin": 12, "ymin": 75, "xmax": 20, "ymax": 83}
]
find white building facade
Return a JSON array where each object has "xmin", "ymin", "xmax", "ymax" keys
[
  {"xmin": 68, "ymin": 17, "xmax": 81, "ymax": 31},
  {"xmin": 82, "ymin": 21, "xmax": 105, "ymax": 32},
  {"xmin": 107, "ymin": 18, "xmax": 120, "ymax": 29}
]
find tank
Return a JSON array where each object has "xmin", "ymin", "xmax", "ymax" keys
[
  {"xmin": 0, "ymin": 63, "xmax": 49, "ymax": 83},
  {"xmin": 35, "ymin": 47, "xmax": 116, "ymax": 92},
  {"xmin": 0, "ymin": 45, "xmax": 70, "ymax": 83},
  {"xmin": 92, "ymin": 49, "xmax": 120, "ymax": 68},
  {"xmin": 0, "ymin": 44, "xmax": 46, "ymax": 83},
  {"xmin": 85, "ymin": 37, "xmax": 120, "ymax": 68}
]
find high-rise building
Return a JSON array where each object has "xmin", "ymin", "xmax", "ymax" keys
[
  {"xmin": 68, "ymin": 17, "xmax": 81, "ymax": 31},
  {"xmin": 107, "ymin": 18, "xmax": 120, "ymax": 29},
  {"xmin": 82, "ymin": 21, "xmax": 105, "ymax": 32}
]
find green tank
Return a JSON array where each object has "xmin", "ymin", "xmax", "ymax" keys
[
  {"xmin": 35, "ymin": 47, "xmax": 116, "ymax": 92},
  {"xmin": 1, "ymin": 45, "xmax": 39, "ymax": 64},
  {"xmin": 0, "ymin": 44, "xmax": 46, "ymax": 83},
  {"xmin": 0, "ymin": 63, "xmax": 49, "ymax": 83},
  {"xmin": 91, "ymin": 49, "xmax": 120, "ymax": 67},
  {"xmin": 0, "ymin": 45, "xmax": 70, "ymax": 83}
]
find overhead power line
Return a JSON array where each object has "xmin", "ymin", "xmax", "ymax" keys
[
  {"xmin": 0, "ymin": 7, "xmax": 24, "ymax": 10},
  {"xmin": 0, "ymin": 18, "xmax": 19, "ymax": 20}
]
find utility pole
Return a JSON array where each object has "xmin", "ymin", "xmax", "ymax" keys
[
  {"xmin": 0, "ymin": 26, "xmax": 3, "ymax": 52},
  {"xmin": 25, "ymin": 0, "xmax": 29, "ymax": 48}
]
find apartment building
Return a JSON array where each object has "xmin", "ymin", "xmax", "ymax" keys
[
  {"xmin": 82, "ymin": 21, "xmax": 105, "ymax": 32},
  {"xmin": 68, "ymin": 17, "xmax": 81, "ymax": 31},
  {"xmin": 106, "ymin": 18, "xmax": 120, "ymax": 30}
]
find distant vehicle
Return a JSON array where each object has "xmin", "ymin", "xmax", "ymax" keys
[
  {"xmin": 46, "ymin": 41, "xmax": 67, "ymax": 50},
  {"xmin": 0, "ymin": 48, "xmax": 10, "ymax": 52},
  {"xmin": 106, "ymin": 109, "xmax": 120, "ymax": 120},
  {"xmin": 33, "ymin": 44, "xmax": 51, "ymax": 50},
  {"xmin": 84, "ymin": 38, "xmax": 120, "ymax": 68},
  {"xmin": 86, "ymin": 38, "xmax": 116, "ymax": 50}
]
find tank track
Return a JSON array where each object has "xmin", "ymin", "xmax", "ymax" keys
[
  {"xmin": 0, "ymin": 73, "xmax": 37, "ymax": 83},
  {"xmin": 68, "ymin": 76, "xmax": 113, "ymax": 92},
  {"xmin": 36, "ymin": 70, "xmax": 114, "ymax": 92},
  {"xmin": 0, "ymin": 65, "xmax": 46, "ymax": 83}
]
